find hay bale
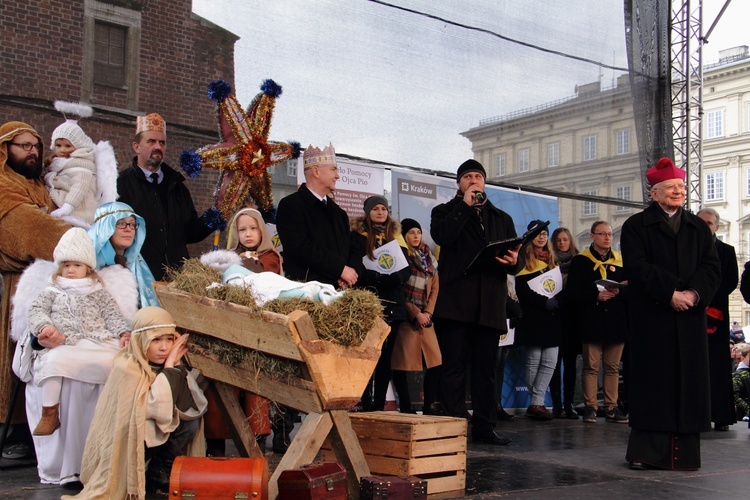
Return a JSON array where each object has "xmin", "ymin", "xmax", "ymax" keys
[{"xmin": 167, "ymin": 259, "xmax": 384, "ymax": 347}]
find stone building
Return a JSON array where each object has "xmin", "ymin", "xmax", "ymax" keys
[
  {"xmin": 701, "ymin": 46, "xmax": 750, "ymax": 325},
  {"xmin": 0, "ymin": 0, "xmax": 238, "ymax": 256},
  {"xmin": 462, "ymin": 45, "xmax": 750, "ymax": 326},
  {"xmin": 461, "ymin": 74, "xmax": 642, "ymax": 251}
]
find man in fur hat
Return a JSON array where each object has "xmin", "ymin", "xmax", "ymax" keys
[
  {"xmin": 0, "ymin": 121, "xmax": 71, "ymax": 457},
  {"xmin": 621, "ymin": 157, "xmax": 720, "ymax": 470}
]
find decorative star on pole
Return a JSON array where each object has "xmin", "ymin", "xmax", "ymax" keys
[{"xmin": 180, "ymin": 79, "xmax": 300, "ymax": 221}]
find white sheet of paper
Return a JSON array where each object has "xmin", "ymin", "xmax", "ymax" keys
[
  {"xmin": 499, "ymin": 321, "xmax": 515, "ymax": 346},
  {"xmin": 527, "ymin": 266, "xmax": 563, "ymax": 298},
  {"xmin": 362, "ymin": 239, "xmax": 409, "ymax": 275}
]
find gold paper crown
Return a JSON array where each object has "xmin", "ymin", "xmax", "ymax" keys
[
  {"xmin": 136, "ymin": 113, "xmax": 166, "ymax": 135},
  {"xmin": 303, "ymin": 143, "xmax": 336, "ymax": 170}
]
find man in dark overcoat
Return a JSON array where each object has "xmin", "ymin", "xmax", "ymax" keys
[
  {"xmin": 117, "ymin": 114, "xmax": 214, "ymax": 281},
  {"xmin": 276, "ymin": 144, "xmax": 357, "ymax": 288},
  {"xmin": 621, "ymin": 157, "xmax": 721, "ymax": 470},
  {"xmin": 274, "ymin": 144, "xmax": 357, "ymax": 453},
  {"xmin": 697, "ymin": 207, "xmax": 738, "ymax": 431},
  {"xmin": 430, "ymin": 159, "xmax": 520, "ymax": 446}
]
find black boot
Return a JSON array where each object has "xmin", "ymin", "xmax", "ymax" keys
[
  {"xmin": 496, "ymin": 403, "xmax": 514, "ymax": 421},
  {"xmin": 564, "ymin": 403, "xmax": 579, "ymax": 420}
]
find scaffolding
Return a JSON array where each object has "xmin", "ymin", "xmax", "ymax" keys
[{"xmin": 670, "ymin": 0, "xmax": 703, "ymax": 211}]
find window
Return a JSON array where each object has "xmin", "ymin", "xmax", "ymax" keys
[
  {"xmin": 518, "ymin": 148, "xmax": 530, "ymax": 173},
  {"xmin": 706, "ymin": 109, "xmax": 724, "ymax": 139},
  {"xmin": 716, "ymin": 233, "xmax": 726, "ymax": 242},
  {"xmin": 746, "ymin": 102, "xmax": 750, "ymax": 133},
  {"xmin": 286, "ymin": 161, "xmax": 297, "ymax": 178},
  {"xmin": 547, "ymin": 142, "xmax": 559, "ymax": 168},
  {"xmin": 582, "ymin": 190, "xmax": 597, "ymax": 216},
  {"xmin": 705, "ymin": 172, "xmax": 725, "ymax": 201},
  {"xmin": 615, "ymin": 185, "xmax": 631, "ymax": 212},
  {"xmin": 94, "ymin": 22, "xmax": 126, "ymax": 87},
  {"xmin": 615, "ymin": 129, "xmax": 630, "ymax": 155},
  {"xmin": 83, "ymin": 1, "xmax": 141, "ymax": 109},
  {"xmin": 583, "ymin": 135, "xmax": 597, "ymax": 161},
  {"xmin": 746, "ymin": 167, "xmax": 750, "ymax": 197},
  {"xmin": 494, "ymin": 153, "xmax": 506, "ymax": 177}
]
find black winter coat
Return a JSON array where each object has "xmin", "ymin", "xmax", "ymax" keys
[
  {"xmin": 621, "ymin": 203, "xmax": 721, "ymax": 434},
  {"xmin": 117, "ymin": 160, "xmax": 212, "ymax": 281},
  {"xmin": 275, "ymin": 184, "xmax": 351, "ymax": 286},
  {"xmin": 707, "ymin": 237, "xmax": 738, "ymax": 426},
  {"xmin": 430, "ymin": 196, "xmax": 518, "ymax": 330},
  {"xmin": 514, "ymin": 267, "xmax": 562, "ymax": 348},
  {"xmin": 349, "ymin": 229, "xmax": 411, "ymax": 323},
  {"xmin": 565, "ymin": 249, "xmax": 628, "ymax": 345}
]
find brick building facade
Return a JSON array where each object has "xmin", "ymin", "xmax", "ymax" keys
[{"xmin": 0, "ymin": 0, "xmax": 238, "ymax": 257}]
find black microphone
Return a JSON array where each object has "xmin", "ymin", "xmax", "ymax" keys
[{"xmin": 474, "ymin": 191, "xmax": 485, "ymax": 202}]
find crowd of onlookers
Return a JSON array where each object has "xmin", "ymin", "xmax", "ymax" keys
[{"xmin": 1, "ymin": 110, "xmax": 749, "ymax": 496}]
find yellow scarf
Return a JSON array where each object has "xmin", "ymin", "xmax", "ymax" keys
[
  {"xmin": 516, "ymin": 259, "xmax": 549, "ymax": 277},
  {"xmin": 579, "ymin": 247, "xmax": 622, "ymax": 279}
]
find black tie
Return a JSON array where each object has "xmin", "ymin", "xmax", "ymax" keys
[{"xmin": 150, "ymin": 173, "xmax": 159, "ymax": 185}]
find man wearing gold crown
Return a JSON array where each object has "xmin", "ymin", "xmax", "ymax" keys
[
  {"xmin": 276, "ymin": 144, "xmax": 357, "ymax": 287},
  {"xmin": 0, "ymin": 121, "xmax": 71, "ymax": 459},
  {"xmin": 273, "ymin": 144, "xmax": 356, "ymax": 453},
  {"xmin": 117, "ymin": 113, "xmax": 214, "ymax": 281}
]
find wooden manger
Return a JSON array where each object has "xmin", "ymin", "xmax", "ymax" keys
[{"xmin": 153, "ymin": 282, "xmax": 390, "ymax": 499}]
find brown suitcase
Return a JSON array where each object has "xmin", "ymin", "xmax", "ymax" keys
[
  {"xmin": 360, "ymin": 475, "xmax": 428, "ymax": 499},
  {"xmin": 168, "ymin": 456, "xmax": 268, "ymax": 499},
  {"xmin": 277, "ymin": 461, "xmax": 348, "ymax": 499}
]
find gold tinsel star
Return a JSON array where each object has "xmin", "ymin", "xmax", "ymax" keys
[{"xmin": 184, "ymin": 79, "xmax": 299, "ymax": 220}]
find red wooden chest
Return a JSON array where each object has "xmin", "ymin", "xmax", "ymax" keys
[
  {"xmin": 277, "ymin": 461, "xmax": 348, "ymax": 499},
  {"xmin": 168, "ymin": 456, "xmax": 268, "ymax": 499},
  {"xmin": 360, "ymin": 475, "xmax": 428, "ymax": 499}
]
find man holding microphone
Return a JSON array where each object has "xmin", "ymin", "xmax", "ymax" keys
[{"xmin": 430, "ymin": 159, "xmax": 520, "ymax": 446}]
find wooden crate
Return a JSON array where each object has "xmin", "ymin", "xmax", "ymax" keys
[{"xmin": 322, "ymin": 412, "xmax": 467, "ymax": 496}]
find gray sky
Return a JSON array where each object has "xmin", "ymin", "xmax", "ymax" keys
[{"xmin": 192, "ymin": 0, "xmax": 748, "ymax": 173}]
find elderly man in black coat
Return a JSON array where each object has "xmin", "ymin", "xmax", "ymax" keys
[
  {"xmin": 697, "ymin": 207, "xmax": 738, "ymax": 432},
  {"xmin": 430, "ymin": 159, "xmax": 520, "ymax": 446},
  {"xmin": 621, "ymin": 158, "xmax": 721, "ymax": 470}
]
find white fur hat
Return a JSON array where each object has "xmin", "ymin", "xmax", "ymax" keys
[
  {"xmin": 53, "ymin": 227, "xmax": 97, "ymax": 269},
  {"xmin": 50, "ymin": 101, "xmax": 95, "ymax": 151},
  {"xmin": 50, "ymin": 120, "xmax": 95, "ymax": 151}
]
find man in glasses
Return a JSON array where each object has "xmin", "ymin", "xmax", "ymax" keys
[
  {"xmin": 621, "ymin": 157, "xmax": 721, "ymax": 471},
  {"xmin": 0, "ymin": 121, "xmax": 71, "ymax": 459}
]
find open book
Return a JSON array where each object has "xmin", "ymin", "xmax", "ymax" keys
[{"xmin": 464, "ymin": 220, "xmax": 550, "ymax": 274}]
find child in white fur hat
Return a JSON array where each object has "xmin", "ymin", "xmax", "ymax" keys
[
  {"xmin": 27, "ymin": 227, "xmax": 131, "ymax": 436},
  {"xmin": 44, "ymin": 101, "xmax": 116, "ymax": 228}
]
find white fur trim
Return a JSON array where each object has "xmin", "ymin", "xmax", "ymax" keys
[
  {"xmin": 94, "ymin": 140, "xmax": 119, "ymax": 203},
  {"xmin": 54, "ymin": 100, "xmax": 93, "ymax": 119},
  {"xmin": 200, "ymin": 249, "xmax": 242, "ymax": 273},
  {"xmin": 11, "ymin": 262, "xmax": 139, "ymax": 343},
  {"xmin": 98, "ymin": 265, "xmax": 139, "ymax": 322},
  {"xmin": 11, "ymin": 260, "xmax": 57, "ymax": 342}
]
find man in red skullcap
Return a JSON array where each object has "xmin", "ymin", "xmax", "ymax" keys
[{"xmin": 620, "ymin": 157, "xmax": 721, "ymax": 470}]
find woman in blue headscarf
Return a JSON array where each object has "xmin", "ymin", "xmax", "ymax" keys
[
  {"xmin": 14, "ymin": 202, "xmax": 157, "ymax": 485},
  {"xmin": 88, "ymin": 201, "xmax": 159, "ymax": 308}
]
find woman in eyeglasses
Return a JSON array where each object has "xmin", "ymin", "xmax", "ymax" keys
[
  {"xmin": 514, "ymin": 221, "xmax": 561, "ymax": 421},
  {"xmin": 12, "ymin": 201, "xmax": 158, "ymax": 486},
  {"xmin": 88, "ymin": 201, "xmax": 159, "ymax": 309}
]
